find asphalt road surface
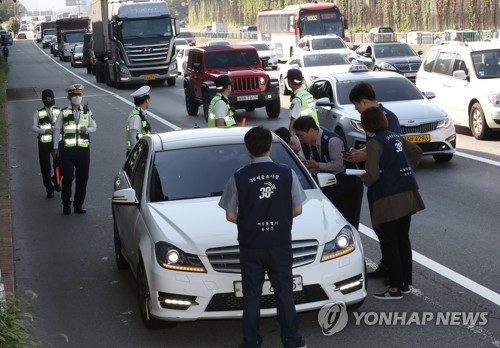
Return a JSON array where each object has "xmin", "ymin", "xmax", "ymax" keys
[{"xmin": 6, "ymin": 40, "xmax": 500, "ymax": 347}]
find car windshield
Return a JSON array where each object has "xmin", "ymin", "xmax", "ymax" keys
[
  {"xmin": 149, "ymin": 142, "xmax": 313, "ymax": 201},
  {"xmin": 177, "ymin": 32, "xmax": 193, "ymax": 38},
  {"xmin": 64, "ymin": 32, "xmax": 85, "ymax": 43},
  {"xmin": 120, "ymin": 18, "xmax": 172, "ymax": 39},
  {"xmin": 205, "ymin": 50, "xmax": 261, "ymax": 68},
  {"xmin": 471, "ymin": 50, "xmax": 500, "ymax": 78},
  {"xmin": 337, "ymin": 77, "xmax": 424, "ymax": 105},
  {"xmin": 74, "ymin": 45, "xmax": 83, "ymax": 53},
  {"xmin": 175, "ymin": 39, "xmax": 189, "ymax": 45},
  {"xmin": 303, "ymin": 53, "xmax": 348, "ymax": 67},
  {"xmin": 374, "ymin": 44, "xmax": 417, "ymax": 58},
  {"xmin": 311, "ymin": 38, "xmax": 347, "ymax": 50},
  {"xmin": 248, "ymin": 43, "xmax": 270, "ymax": 51}
]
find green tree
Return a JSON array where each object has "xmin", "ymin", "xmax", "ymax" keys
[{"xmin": 5, "ymin": 17, "xmax": 19, "ymax": 36}]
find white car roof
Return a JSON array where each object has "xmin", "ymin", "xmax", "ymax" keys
[{"xmin": 322, "ymin": 69, "xmax": 408, "ymax": 83}]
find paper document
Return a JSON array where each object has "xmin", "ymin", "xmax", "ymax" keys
[{"xmin": 345, "ymin": 169, "xmax": 366, "ymax": 176}]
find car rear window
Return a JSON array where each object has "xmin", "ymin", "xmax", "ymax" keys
[
  {"xmin": 311, "ymin": 38, "xmax": 346, "ymax": 50},
  {"xmin": 150, "ymin": 142, "xmax": 313, "ymax": 201},
  {"xmin": 337, "ymin": 77, "xmax": 424, "ymax": 105}
]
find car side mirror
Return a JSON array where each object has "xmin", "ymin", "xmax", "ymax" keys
[
  {"xmin": 417, "ymin": 50, "xmax": 424, "ymax": 56},
  {"xmin": 315, "ymin": 97, "xmax": 334, "ymax": 110},
  {"xmin": 423, "ymin": 91, "xmax": 436, "ymax": 99},
  {"xmin": 316, "ymin": 173, "xmax": 337, "ymax": 188},
  {"xmin": 452, "ymin": 70, "xmax": 467, "ymax": 80},
  {"xmin": 363, "ymin": 52, "xmax": 371, "ymax": 58},
  {"xmin": 112, "ymin": 188, "xmax": 139, "ymax": 205}
]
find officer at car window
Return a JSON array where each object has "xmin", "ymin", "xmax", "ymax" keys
[
  {"xmin": 32, "ymin": 89, "xmax": 61, "ymax": 198},
  {"xmin": 126, "ymin": 85, "xmax": 152, "ymax": 156},
  {"xmin": 208, "ymin": 75, "xmax": 236, "ymax": 127},
  {"xmin": 286, "ymin": 68, "xmax": 318, "ymax": 134},
  {"xmin": 52, "ymin": 84, "xmax": 97, "ymax": 215},
  {"xmin": 219, "ymin": 126, "xmax": 306, "ymax": 348}
]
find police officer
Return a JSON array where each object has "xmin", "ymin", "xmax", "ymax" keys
[
  {"xmin": 208, "ymin": 75, "xmax": 236, "ymax": 127},
  {"xmin": 293, "ymin": 116, "xmax": 364, "ymax": 230},
  {"xmin": 219, "ymin": 126, "xmax": 306, "ymax": 348},
  {"xmin": 285, "ymin": 69, "xmax": 318, "ymax": 134},
  {"xmin": 126, "ymin": 85, "xmax": 152, "ymax": 156},
  {"xmin": 52, "ymin": 84, "xmax": 97, "ymax": 215},
  {"xmin": 32, "ymin": 89, "xmax": 61, "ymax": 198}
]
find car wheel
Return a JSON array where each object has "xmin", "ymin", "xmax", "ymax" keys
[
  {"xmin": 113, "ymin": 220, "xmax": 129, "ymax": 270},
  {"xmin": 470, "ymin": 102, "xmax": 491, "ymax": 140},
  {"xmin": 279, "ymin": 76, "xmax": 291, "ymax": 96},
  {"xmin": 167, "ymin": 77, "xmax": 176, "ymax": 86},
  {"xmin": 433, "ymin": 154, "xmax": 453, "ymax": 162},
  {"xmin": 185, "ymin": 91, "xmax": 199, "ymax": 116},
  {"xmin": 137, "ymin": 262, "xmax": 166, "ymax": 329},
  {"xmin": 266, "ymin": 98, "xmax": 281, "ymax": 119}
]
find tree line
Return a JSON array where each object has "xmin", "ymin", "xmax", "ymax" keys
[{"xmin": 176, "ymin": 0, "xmax": 499, "ymax": 32}]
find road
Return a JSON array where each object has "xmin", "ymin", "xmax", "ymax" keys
[{"xmin": 6, "ymin": 40, "xmax": 500, "ymax": 347}]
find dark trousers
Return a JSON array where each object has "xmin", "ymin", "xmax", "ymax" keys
[
  {"xmin": 239, "ymin": 245, "xmax": 302, "ymax": 348},
  {"xmin": 38, "ymin": 141, "xmax": 58, "ymax": 193},
  {"xmin": 377, "ymin": 214, "xmax": 413, "ymax": 289},
  {"xmin": 60, "ymin": 146, "xmax": 90, "ymax": 207},
  {"xmin": 322, "ymin": 174, "xmax": 364, "ymax": 230}
]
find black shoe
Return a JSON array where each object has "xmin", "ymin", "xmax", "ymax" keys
[
  {"xmin": 367, "ymin": 266, "xmax": 389, "ymax": 278},
  {"xmin": 46, "ymin": 191, "xmax": 54, "ymax": 198},
  {"xmin": 74, "ymin": 206, "xmax": 87, "ymax": 214},
  {"xmin": 373, "ymin": 289, "xmax": 402, "ymax": 300},
  {"xmin": 297, "ymin": 339, "xmax": 307, "ymax": 348},
  {"xmin": 401, "ymin": 284, "xmax": 412, "ymax": 294},
  {"xmin": 63, "ymin": 205, "xmax": 71, "ymax": 215},
  {"xmin": 54, "ymin": 185, "xmax": 61, "ymax": 192}
]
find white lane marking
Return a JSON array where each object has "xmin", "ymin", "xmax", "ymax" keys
[
  {"xmin": 33, "ymin": 41, "xmax": 181, "ymax": 131},
  {"xmin": 455, "ymin": 151, "xmax": 500, "ymax": 167},
  {"xmin": 359, "ymin": 224, "xmax": 500, "ymax": 307}
]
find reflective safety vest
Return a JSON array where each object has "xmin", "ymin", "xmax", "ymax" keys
[
  {"xmin": 61, "ymin": 107, "xmax": 91, "ymax": 148},
  {"xmin": 208, "ymin": 94, "xmax": 236, "ymax": 127},
  {"xmin": 126, "ymin": 108, "xmax": 152, "ymax": 150},
  {"xmin": 294, "ymin": 89, "xmax": 318, "ymax": 124},
  {"xmin": 38, "ymin": 106, "xmax": 61, "ymax": 143}
]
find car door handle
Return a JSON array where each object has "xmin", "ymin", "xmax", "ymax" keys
[{"xmin": 443, "ymin": 83, "xmax": 451, "ymax": 88}]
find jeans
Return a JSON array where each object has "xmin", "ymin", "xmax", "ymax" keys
[{"xmin": 239, "ymin": 245, "xmax": 303, "ymax": 348}]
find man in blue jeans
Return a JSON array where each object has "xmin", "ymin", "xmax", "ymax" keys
[{"xmin": 219, "ymin": 126, "xmax": 307, "ymax": 348}]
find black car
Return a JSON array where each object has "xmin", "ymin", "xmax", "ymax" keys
[
  {"xmin": 176, "ymin": 31, "xmax": 196, "ymax": 46},
  {"xmin": 349, "ymin": 42, "xmax": 423, "ymax": 82},
  {"xmin": 1, "ymin": 33, "xmax": 13, "ymax": 45}
]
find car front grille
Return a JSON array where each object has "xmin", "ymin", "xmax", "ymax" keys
[
  {"xmin": 124, "ymin": 43, "xmax": 169, "ymax": 65},
  {"xmin": 205, "ymin": 284, "xmax": 328, "ymax": 312},
  {"xmin": 206, "ymin": 240, "xmax": 319, "ymax": 274},
  {"xmin": 394, "ymin": 63, "xmax": 421, "ymax": 71},
  {"xmin": 232, "ymin": 76, "xmax": 264, "ymax": 92},
  {"xmin": 400, "ymin": 121, "xmax": 438, "ymax": 134}
]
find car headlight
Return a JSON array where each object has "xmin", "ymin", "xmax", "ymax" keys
[
  {"xmin": 379, "ymin": 61, "xmax": 397, "ymax": 71},
  {"xmin": 155, "ymin": 242, "xmax": 207, "ymax": 273},
  {"xmin": 321, "ymin": 226, "xmax": 356, "ymax": 262},
  {"xmin": 258, "ymin": 76, "xmax": 266, "ymax": 85},
  {"xmin": 169, "ymin": 61, "xmax": 177, "ymax": 71},
  {"xmin": 350, "ymin": 119, "xmax": 365, "ymax": 133},
  {"xmin": 119, "ymin": 65, "xmax": 130, "ymax": 75},
  {"xmin": 487, "ymin": 91, "xmax": 500, "ymax": 107},
  {"xmin": 437, "ymin": 114, "xmax": 452, "ymax": 128}
]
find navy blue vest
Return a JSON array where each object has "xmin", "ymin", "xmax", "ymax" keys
[
  {"xmin": 369, "ymin": 130, "xmax": 418, "ymax": 203},
  {"xmin": 380, "ymin": 104, "xmax": 401, "ymax": 134},
  {"xmin": 234, "ymin": 162, "xmax": 293, "ymax": 248}
]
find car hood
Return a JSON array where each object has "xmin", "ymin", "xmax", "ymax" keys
[
  {"xmin": 340, "ymin": 100, "xmax": 446, "ymax": 123},
  {"xmin": 147, "ymin": 189, "xmax": 347, "ymax": 255},
  {"xmin": 206, "ymin": 67, "xmax": 266, "ymax": 76},
  {"xmin": 375, "ymin": 56, "xmax": 422, "ymax": 64},
  {"xmin": 303, "ymin": 65, "xmax": 351, "ymax": 77}
]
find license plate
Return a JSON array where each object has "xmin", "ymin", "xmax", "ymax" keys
[
  {"xmin": 404, "ymin": 72, "xmax": 417, "ymax": 77},
  {"xmin": 403, "ymin": 134, "xmax": 431, "ymax": 143},
  {"xmin": 143, "ymin": 74, "xmax": 156, "ymax": 81},
  {"xmin": 234, "ymin": 275, "xmax": 303, "ymax": 298},
  {"xmin": 237, "ymin": 95, "xmax": 258, "ymax": 102}
]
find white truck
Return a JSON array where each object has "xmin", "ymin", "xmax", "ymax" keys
[{"xmin": 90, "ymin": 0, "xmax": 180, "ymax": 88}]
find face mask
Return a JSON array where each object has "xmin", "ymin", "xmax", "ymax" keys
[
  {"xmin": 43, "ymin": 100, "xmax": 55, "ymax": 108},
  {"xmin": 71, "ymin": 96, "xmax": 82, "ymax": 105}
]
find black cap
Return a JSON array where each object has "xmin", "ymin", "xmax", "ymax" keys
[
  {"xmin": 41, "ymin": 89, "xmax": 55, "ymax": 101},
  {"xmin": 285, "ymin": 69, "xmax": 303, "ymax": 84},
  {"xmin": 215, "ymin": 75, "xmax": 232, "ymax": 90}
]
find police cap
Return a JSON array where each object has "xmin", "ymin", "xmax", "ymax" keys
[
  {"xmin": 67, "ymin": 84, "xmax": 84, "ymax": 95},
  {"xmin": 215, "ymin": 75, "xmax": 232, "ymax": 90},
  {"xmin": 285, "ymin": 69, "xmax": 303, "ymax": 85},
  {"xmin": 41, "ymin": 89, "xmax": 55, "ymax": 101},
  {"xmin": 130, "ymin": 85, "xmax": 150, "ymax": 98}
]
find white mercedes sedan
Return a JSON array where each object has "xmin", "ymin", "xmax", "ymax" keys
[{"xmin": 112, "ymin": 127, "xmax": 366, "ymax": 329}]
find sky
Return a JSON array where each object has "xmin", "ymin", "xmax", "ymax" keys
[{"xmin": 19, "ymin": 0, "xmax": 71, "ymax": 12}]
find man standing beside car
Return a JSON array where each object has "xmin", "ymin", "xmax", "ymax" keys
[
  {"xmin": 126, "ymin": 85, "xmax": 152, "ymax": 156},
  {"xmin": 286, "ymin": 69, "xmax": 318, "ymax": 134},
  {"xmin": 208, "ymin": 75, "xmax": 236, "ymax": 127},
  {"xmin": 219, "ymin": 126, "xmax": 307, "ymax": 348}
]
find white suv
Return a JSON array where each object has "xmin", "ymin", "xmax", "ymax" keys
[
  {"xmin": 416, "ymin": 42, "xmax": 500, "ymax": 139},
  {"xmin": 295, "ymin": 34, "xmax": 353, "ymax": 59}
]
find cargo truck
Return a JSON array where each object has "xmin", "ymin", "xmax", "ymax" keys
[
  {"xmin": 56, "ymin": 18, "xmax": 90, "ymax": 61},
  {"xmin": 41, "ymin": 21, "xmax": 57, "ymax": 47},
  {"xmin": 90, "ymin": 0, "xmax": 179, "ymax": 88}
]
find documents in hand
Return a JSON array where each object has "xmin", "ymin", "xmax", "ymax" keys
[{"xmin": 345, "ymin": 169, "xmax": 366, "ymax": 176}]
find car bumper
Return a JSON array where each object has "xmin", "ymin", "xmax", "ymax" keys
[
  {"xmin": 229, "ymin": 90, "xmax": 280, "ymax": 109},
  {"xmin": 485, "ymin": 106, "xmax": 500, "ymax": 129},
  {"xmin": 147, "ymin": 247, "xmax": 366, "ymax": 322}
]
